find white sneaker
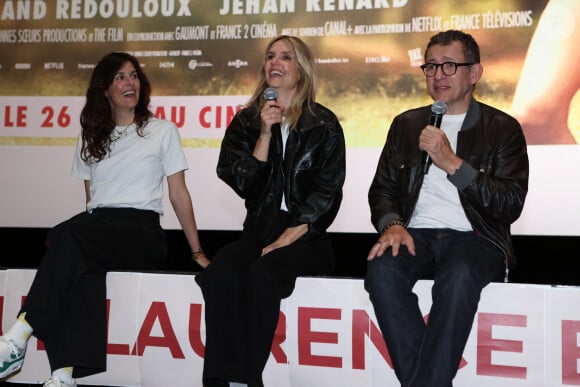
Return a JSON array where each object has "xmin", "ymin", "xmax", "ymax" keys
[
  {"xmin": 0, "ymin": 336, "xmax": 25, "ymax": 378},
  {"xmin": 43, "ymin": 377, "xmax": 77, "ymax": 387}
]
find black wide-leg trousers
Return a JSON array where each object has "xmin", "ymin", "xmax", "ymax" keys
[
  {"xmin": 195, "ymin": 212, "xmax": 335, "ymax": 387},
  {"xmin": 20, "ymin": 208, "xmax": 168, "ymax": 378}
]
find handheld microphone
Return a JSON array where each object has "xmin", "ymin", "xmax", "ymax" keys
[
  {"xmin": 263, "ymin": 87, "xmax": 277, "ymax": 101},
  {"xmin": 423, "ymin": 100, "xmax": 447, "ymax": 173},
  {"xmin": 263, "ymin": 87, "xmax": 280, "ymax": 132}
]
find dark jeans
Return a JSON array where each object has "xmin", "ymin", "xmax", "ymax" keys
[{"xmin": 364, "ymin": 228, "xmax": 504, "ymax": 387}]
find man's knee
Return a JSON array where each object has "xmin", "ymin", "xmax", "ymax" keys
[{"xmin": 364, "ymin": 255, "xmax": 399, "ymax": 294}]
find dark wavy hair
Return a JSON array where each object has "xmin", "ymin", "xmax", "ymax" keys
[{"xmin": 79, "ymin": 52, "xmax": 153, "ymax": 162}]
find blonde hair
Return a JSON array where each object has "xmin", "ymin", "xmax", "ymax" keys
[{"xmin": 246, "ymin": 35, "xmax": 317, "ymax": 130}]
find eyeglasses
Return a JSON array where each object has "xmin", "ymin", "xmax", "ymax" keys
[{"xmin": 420, "ymin": 62, "xmax": 473, "ymax": 77}]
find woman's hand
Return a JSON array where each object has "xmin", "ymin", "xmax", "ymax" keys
[
  {"xmin": 261, "ymin": 224, "xmax": 308, "ymax": 256},
  {"xmin": 192, "ymin": 250, "xmax": 210, "ymax": 269},
  {"xmin": 260, "ymin": 100, "xmax": 283, "ymax": 134},
  {"xmin": 255, "ymin": 100, "xmax": 283, "ymax": 161}
]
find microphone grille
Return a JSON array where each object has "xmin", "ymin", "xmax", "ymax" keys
[
  {"xmin": 431, "ymin": 100, "xmax": 447, "ymax": 114},
  {"xmin": 263, "ymin": 87, "xmax": 278, "ymax": 101}
]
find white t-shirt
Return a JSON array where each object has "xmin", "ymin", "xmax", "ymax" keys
[
  {"xmin": 408, "ymin": 113, "xmax": 472, "ymax": 231},
  {"xmin": 71, "ymin": 117, "xmax": 188, "ymax": 215}
]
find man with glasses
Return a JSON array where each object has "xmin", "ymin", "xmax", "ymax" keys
[{"xmin": 364, "ymin": 30, "xmax": 529, "ymax": 386}]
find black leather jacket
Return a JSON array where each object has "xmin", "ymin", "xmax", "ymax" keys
[
  {"xmin": 217, "ymin": 102, "xmax": 346, "ymax": 242},
  {"xmin": 369, "ymin": 98, "xmax": 529, "ymax": 269}
]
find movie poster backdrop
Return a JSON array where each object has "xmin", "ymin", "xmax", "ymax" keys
[{"xmin": 1, "ymin": 0, "xmax": 579, "ymax": 235}]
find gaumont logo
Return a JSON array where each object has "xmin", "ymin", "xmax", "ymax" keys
[
  {"xmin": 188, "ymin": 60, "xmax": 213, "ymax": 70},
  {"xmin": 227, "ymin": 59, "xmax": 248, "ymax": 69}
]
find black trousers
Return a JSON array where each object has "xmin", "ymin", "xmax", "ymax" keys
[
  {"xmin": 195, "ymin": 211, "xmax": 335, "ymax": 386},
  {"xmin": 20, "ymin": 208, "xmax": 168, "ymax": 378}
]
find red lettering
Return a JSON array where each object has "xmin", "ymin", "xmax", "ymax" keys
[
  {"xmin": 40, "ymin": 106, "xmax": 71, "ymax": 128},
  {"xmin": 106, "ymin": 299, "xmax": 130, "ymax": 355},
  {"xmin": 220, "ymin": 105, "xmax": 240, "ymax": 128},
  {"xmin": 5, "ymin": 274, "xmax": 576, "ymax": 386},
  {"xmin": 199, "ymin": 106, "xmax": 211, "ymax": 128},
  {"xmin": 131, "ymin": 301, "xmax": 185, "ymax": 359},
  {"xmin": 199, "ymin": 105, "xmax": 241, "ymax": 129},
  {"xmin": 271, "ymin": 312, "xmax": 287, "ymax": 363},
  {"xmin": 3, "ymin": 105, "xmax": 27, "ymax": 127},
  {"xmin": 154, "ymin": 106, "xmax": 166, "ymax": 120},
  {"xmin": 477, "ymin": 312, "xmax": 527, "ymax": 379},
  {"xmin": 298, "ymin": 307, "xmax": 341, "ymax": 368},
  {"xmin": 562, "ymin": 320, "xmax": 580, "ymax": 384},
  {"xmin": 352, "ymin": 311, "xmax": 466, "ymax": 371},
  {"xmin": 154, "ymin": 106, "xmax": 186, "ymax": 128},
  {"xmin": 215, "ymin": 105, "xmax": 222, "ymax": 128},
  {"xmin": 352, "ymin": 309, "xmax": 392, "ymax": 370},
  {"xmin": 188, "ymin": 304, "xmax": 205, "ymax": 357},
  {"xmin": 226, "ymin": 105, "xmax": 239, "ymax": 126}
]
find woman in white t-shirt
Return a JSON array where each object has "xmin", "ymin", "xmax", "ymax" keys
[{"xmin": 0, "ymin": 52, "xmax": 208, "ymax": 387}]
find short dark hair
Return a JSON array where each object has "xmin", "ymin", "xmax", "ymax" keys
[{"xmin": 425, "ymin": 30, "xmax": 480, "ymax": 64}]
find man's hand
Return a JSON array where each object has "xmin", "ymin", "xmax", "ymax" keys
[
  {"xmin": 367, "ymin": 225, "xmax": 415, "ymax": 261},
  {"xmin": 419, "ymin": 125, "xmax": 462, "ymax": 175}
]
